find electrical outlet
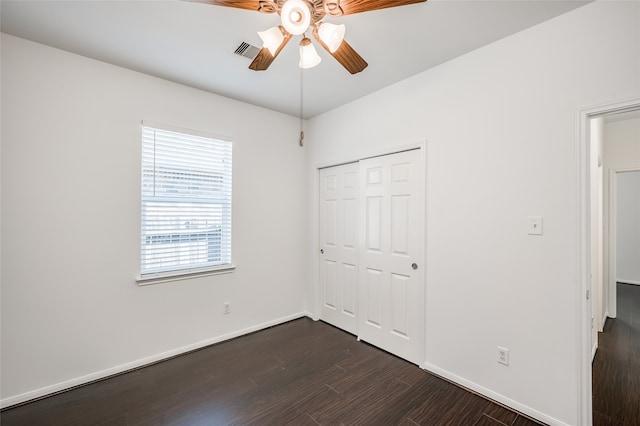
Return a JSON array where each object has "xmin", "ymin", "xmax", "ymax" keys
[
  {"xmin": 497, "ymin": 347, "xmax": 509, "ymax": 366},
  {"xmin": 224, "ymin": 302, "xmax": 231, "ymax": 315}
]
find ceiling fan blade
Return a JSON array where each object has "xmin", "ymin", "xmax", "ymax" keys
[
  {"xmin": 312, "ymin": 30, "xmax": 367, "ymax": 74},
  {"xmin": 327, "ymin": 40, "xmax": 368, "ymax": 74},
  {"xmin": 249, "ymin": 28, "xmax": 293, "ymax": 71},
  {"xmin": 185, "ymin": 0, "xmax": 277, "ymax": 13},
  {"xmin": 325, "ymin": 0, "xmax": 426, "ymax": 17}
]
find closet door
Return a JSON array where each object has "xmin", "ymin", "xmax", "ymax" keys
[
  {"xmin": 358, "ymin": 149, "xmax": 425, "ymax": 365},
  {"xmin": 319, "ymin": 163, "xmax": 359, "ymax": 334}
]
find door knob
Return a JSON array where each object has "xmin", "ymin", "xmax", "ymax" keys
[
  {"xmin": 411, "ymin": 263, "xmax": 418, "ymax": 270},
  {"xmin": 320, "ymin": 249, "xmax": 324, "ymax": 254}
]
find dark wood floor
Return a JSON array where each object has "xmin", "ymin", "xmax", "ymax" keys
[
  {"xmin": 592, "ymin": 283, "xmax": 640, "ymax": 426},
  {"xmin": 1, "ymin": 318, "xmax": 543, "ymax": 426}
]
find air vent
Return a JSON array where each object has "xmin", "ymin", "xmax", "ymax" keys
[{"xmin": 234, "ymin": 42, "xmax": 260, "ymax": 60}]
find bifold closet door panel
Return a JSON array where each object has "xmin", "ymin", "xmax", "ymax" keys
[
  {"xmin": 358, "ymin": 149, "xmax": 425, "ymax": 365},
  {"xmin": 319, "ymin": 163, "xmax": 359, "ymax": 334}
]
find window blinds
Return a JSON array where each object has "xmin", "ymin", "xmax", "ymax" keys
[{"xmin": 141, "ymin": 125, "xmax": 232, "ymax": 276}]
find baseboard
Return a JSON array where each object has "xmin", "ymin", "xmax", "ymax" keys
[
  {"xmin": 617, "ymin": 279, "xmax": 640, "ymax": 286},
  {"xmin": 602, "ymin": 312, "xmax": 608, "ymax": 330},
  {"xmin": 422, "ymin": 362, "xmax": 570, "ymax": 426},
  {"xmin": 592, "ymin": 341, "xmax": 598, "ymax": 361},
  {"xmin": 1, "ymin": 312, "xmax": 308, "ymax": 409}
]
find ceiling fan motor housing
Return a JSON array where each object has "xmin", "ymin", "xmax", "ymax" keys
[
  {"xmin": 281, "ymin": 0, "xmax": 312, "ymax": 35},
  {"xmin": 262, "ymin": 0, "xmax": 333, "ymax": 23}
]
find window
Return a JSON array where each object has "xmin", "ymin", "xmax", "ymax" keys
[{"xmin": 139, "ymin": 123, "xmax": 232, "ymax": 282}]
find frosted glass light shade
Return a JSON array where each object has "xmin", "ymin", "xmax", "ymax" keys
[
  {"xmin": 281, "ymin": 0, "xmax": 311, "ymax": 35},
  {"xmin": 318, "ymin": 22, "xmax": 345, "ymax": 53},
  {"xmin": 299, "ymin": 37, "xmax": 321, "ymax": 69},
  {"xmin": 258, "ymin": 26, "xmax": 284, "ymax": 56}
]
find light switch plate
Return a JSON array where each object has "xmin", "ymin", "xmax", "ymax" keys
[{"xmin": 528, "ymin": 216, "xmax": 543, "ymax": 235}]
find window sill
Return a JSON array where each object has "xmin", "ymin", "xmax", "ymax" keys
[{"xmin": 137, "ymin": 265, "xmax": 236, "ymax": 286}]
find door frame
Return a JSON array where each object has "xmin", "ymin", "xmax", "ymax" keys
[
  {"xmin": 310, "ymin": 140, "xmax": 427, "ymax": 366},
  {"xmin": 576, "ymin": 97, "xmax": 640, "ymax": 426}
]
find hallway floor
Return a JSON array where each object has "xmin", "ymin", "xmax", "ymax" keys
[{"xmin": 592, "ymin": 283, "xmax": 640, "ymax": 425}]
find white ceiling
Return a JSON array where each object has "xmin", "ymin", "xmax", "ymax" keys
[{"xmin": 1, "ymin": 0, "xmax": 590, "ymax": 118}]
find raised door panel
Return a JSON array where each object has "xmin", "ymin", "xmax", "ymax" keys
[
  {"xmin": 391, "ymin": 195, "xmax": 409, "ymax": 256},
  {"xmin": 343, "ymin": 198, "xmax": 357, "ymax": 249},
  {"xmin": 366, "ymin": 196, "xmax": 383, "ymax": 252},
  {"xmin": 365, "ymin": 268, "xmax": 383, "ymax": 328},
  {"xmin": 323, "ymin": 260, "xmax": 337, "ymax": 309},
  {"xmin": 391, "ymin": 273, "xmax": 410, "ymax": 339},
  {"xmin": 324, "ymin": 200, "xmax": 337, "ymax": 247},
  {"xmin": 342, "ymin": 263, "xmax": 357, "ymax": 316}
]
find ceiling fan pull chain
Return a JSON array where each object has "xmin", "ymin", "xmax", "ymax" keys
[{"xmin": 299, "ymin": 65, "xmax": 305, "ymax": 147}]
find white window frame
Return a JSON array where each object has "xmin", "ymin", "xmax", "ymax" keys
[{"xmin": 137, "ymin": 121, "xmax": 234, "ymax": 285}]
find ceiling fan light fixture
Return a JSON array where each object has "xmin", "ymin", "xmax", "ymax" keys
[
  {"xmin": 281, "ymin": 0, "xmax": 311, "ymax": 35},
  {"xmin": 299, "ymin": 37, "xmax": 321, "ymax": 69},
  {"xmin": 317, "ymin": 22, "xmax": 345, "ymax": 53},
  {"xmin": 257, "ymin": 26, "xmax": 284, "ymax": 56}
]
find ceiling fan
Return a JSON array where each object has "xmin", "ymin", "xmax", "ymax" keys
[{"xmin": 188, "ymin": 0, "xmax": 427, "ymax": 74}]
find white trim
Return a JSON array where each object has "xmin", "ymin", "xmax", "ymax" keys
[
  {"xmin": 310, "ymin": 167, "xmax": 321, "ymax": 321},
  {"xmin": 136, "ymin": 264, "xmax": 236, "ymax": 285},
  {"xmin": 614, "ymin": 168, "xmax": 640, "ymax": 173},
  {"xmin": 141, "ymin": 120, "xmax": 233, "ymax": 143},
  {"xmin": 576, "ymin": 102, "xmax": 592, "ymax": 426},
  {"xmin": 420, "ymin": 141, "xmax": 429, "ymax": 371},
  {"xmin": 618, "ymin": 279, "xmax": 640, "ymax": 286},
  {"xmin": 313, "ymin": 141, "xmax": 426, "ymax": 171},
  {"xmin": 576, "ymin": 97, "xmax": 640, "ymax": 426},
  {"xmin": 0, "ymin": 312, "xmax": 307, "ymax": 409},
  {"xmin": 422, "ymin": 363, "xmax": 570, "ymax": 426},
  {"xmin": 608, "ymin": 169, "xmax": 618, "ymax": 318}
]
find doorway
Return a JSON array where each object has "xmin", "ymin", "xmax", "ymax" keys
[
  {"xmin": 590, "ymin": 110, "xmax": 640, "ymax": 355},
  {"xmin": 317, "ymin": 148, "xmax": 426, "ymax": 366},
  {"xmin": 582, "ymin": 101, "xmax": 640, "ymax": 425},
  {"xmin": 592, "ymin": 167, "xmax": 640, "ymax": 422}
]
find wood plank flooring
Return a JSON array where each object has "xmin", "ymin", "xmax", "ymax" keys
[
  {"xmin": 592, "ymin": 283, "xmax": 640, "ymax": 426},
  {"xmin": 1, "ymin": 318, "xmax": 543, "ymax": 425}
]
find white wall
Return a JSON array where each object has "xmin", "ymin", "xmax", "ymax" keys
[
  {"xmin": 616, "ymin": 170, "xmax": 640, "ymax": 284},
  {"xmin": 306, "ymin": 1, "xmax": 639, "ymax": 425},
  {"xmin": 1, "ymin": 34, "xmax": 309, "ymax": 406},
  {"xmin": 604, "ymin": 116, "xmax": 640, "ymax": 170}
]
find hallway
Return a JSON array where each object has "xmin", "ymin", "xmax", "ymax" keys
[{"xmin": 592, "ymin": 283, "xmax": 640, "ymax": 425}]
